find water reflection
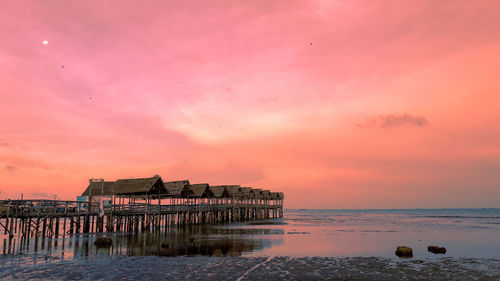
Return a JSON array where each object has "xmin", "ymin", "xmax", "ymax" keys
[
  {"xmin": 2, "ymin": 210, "xmax": 498, "ymax": 259},
  {"xmin": 0, "ymin": 225, "xmax": 284, "ymax": 259}
]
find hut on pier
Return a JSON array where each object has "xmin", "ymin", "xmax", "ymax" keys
[
  {"xmin": 81, "ymin": 176, "xmax": 167, "ymax": 197},
  {"xmin": 164, "ymin": 180, "xmax": 190, "ymax": 205},
  {"xmin": 250, "ymin": 188, "xmax": 262, "ymax": 197},
  {"xmin": 223, "ymin": 185, "xmax": 240, "ymax": 197},
  {"xmin": 249, "ymin": 188, "xmax": 263, "ymax": 205},
  {"xmin": 222, "ymin": 185, "xmax": 241, "ymax": 204},
  {"xmin": 182, "ymin": 183, "xmax": 210, "ymax": 204},
  {"xmin": 208, "ymin": 186, "xmax": 228, "ymax": 204},
  {"xmin": 182, "ymin": 184, "xmax": 209, "ymax": 197},
  {"xmin": 260, "ymin": 190, "xmax": 271, "ymax": 202},
  {"xmin": 269, "ymin": 192, "xmax": 282, "ymax": 205},
  {"xmin": 238, "ymin": 187, "xmax": 252, "ymax": 204},
  {"xmin": 112, "ymin": 176, "xmax": 167, "ymax": 197},
  {"xmin": 163, "ymin": 180, "xmax": 190, "ymax": 197},
  {"xmin": 277, "ymin": 192, "xmax": 285, "ymax": 201},
  {"xmin": 208, "ymin": 186, "xmax": 226, "ymax": 197},
  {"xmin": 239, "ymin": 187, "xmax": 252, "ymax": 197},
  {"xmin": 81, "ymin": 175, "xmax": 167, "ymax": 206}
]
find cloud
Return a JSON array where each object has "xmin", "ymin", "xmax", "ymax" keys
[
  {"xmin": 5, "ymin": 165, "xmax": 18, "ymax": 172},
  {"xmin": 0, "ymin": 154, "xmax": 52, "ymax": 170},
  {"xmin": 358, "ymin": 114, "xmax": 429, "ymax": 128},
  {"xmin": 0, "ymin": 142, "xmax": 10, "ymax": 147}
]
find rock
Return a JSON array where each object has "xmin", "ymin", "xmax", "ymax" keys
[
  {"xmin": 428, "ymin": 245, "xmax": 446, "ymax": 254},
  {"xmin": 161, "ymin": 242, "xmax": 169, "ymax": 248},
  {"xmin": 395, "ymin": 246, "xmax": 413, "ymax": 257},
  {"xmin": 94, "ymin": 237, "xmax": 112, "ymax": 247}
]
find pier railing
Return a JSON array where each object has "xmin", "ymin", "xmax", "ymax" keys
[{"xmin": 0, "ymin": 200, "xmax": 282, "ymax": 217}]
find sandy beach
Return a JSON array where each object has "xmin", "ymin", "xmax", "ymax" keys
[{"xmin": 1, "ymin": 255, "xmax": 499, "ymax": 280}]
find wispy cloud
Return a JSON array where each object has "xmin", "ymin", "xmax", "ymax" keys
[
  {"xmin": 0, "ymin": 154, "xmax": 52, "ymax": 170},
  {"xmin": 5, "ymin": 165, "xmax": 18, "ymax": 172},
  {"xmin": 358, "ymin": 114, "xmax": 429, "ymax": 129}
]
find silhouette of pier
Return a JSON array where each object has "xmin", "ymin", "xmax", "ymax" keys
[{"xmin": 0, "ymin": 176, "xmax": 284, "ymax": 239}]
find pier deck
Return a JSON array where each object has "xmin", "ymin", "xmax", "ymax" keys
[
  {"xmin": 0, "ymin": 176, "xmax": 284, "ymax": 239},
  {"xmin": 0, "ymin": 198, "xmax": 283, "ymax": 239}
]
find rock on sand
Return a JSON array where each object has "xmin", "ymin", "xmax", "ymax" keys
[
  {"xmin": 428, "ymin": 245, "xmax": 446, "ymax": 254},
  {"xmin": 395, "ymin": 246, "xmax": 413, "ymax": 257}
]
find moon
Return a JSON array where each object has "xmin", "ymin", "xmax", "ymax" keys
[{"xmin": 42, "ymin": 40, "xmax": 48, "ymax": 45}]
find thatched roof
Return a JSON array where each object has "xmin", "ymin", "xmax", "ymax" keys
[
  {"xmin": 164, "ymin": 180, "xmax": 190, "ymax": 196},
  {"xmin": 80, "ymin": 176, "xmax": 284, "ymax": 200},
  {"xmin": 269, "ymin": 192, "xmax": 284, "ymax": 200},
  {"xmin": 250, "ymin": 188, "xmax": 262, "ymax": 198},
  {"xmin": 269, "ymin": 192, "xmax": 279, "ymax": 199},
  {"xmin": 208, "ymin": 186, "xmax": 227, "ymax": 198},
  {"xmin": 81, "ymin": 176, "xmax": 166, "ymax": 196},
  {"xmin": 239, "ymin": 187, "xmax": 252, "ymax": 197},
  {"xmin": 221, "ymin": 185, "xmax": 240, "ymax": 197},
  {"xmin": 278, "ymin": 192, "xmax": 284, "ymax": 199},
  {"xmin": 260, "ymin": 190, "xmax": 270, "ymax": 199},
  {"xmin": 113, "ymin": 176, "xmax": 166, "ymax": 195},
  {"xmin": 182, "ymin": 183, "xmax": 209, "ymax": 197},
  {"xmin": 81, "ymin": 181, "xmax": 116, "ymax": 196}
]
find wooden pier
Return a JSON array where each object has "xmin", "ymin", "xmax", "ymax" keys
[{"xmin": 0, "ymin": 176, "xmax": 284, "ymax": 239}]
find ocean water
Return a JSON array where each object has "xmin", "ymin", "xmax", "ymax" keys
[
  {"xmin": 252, "ymin": 208, "xmax": 500, "ymax": 258},
  {"xmin": 1, "ymin": 209, "xmax": 499, "ymax": 280},
  {"xmin": 1, "ymin": 208, "xmax": 499, "ymax": 258}
]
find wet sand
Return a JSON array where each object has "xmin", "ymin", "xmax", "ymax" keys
[{"xmin": 1, "ymin": 255, "xmax": 498, "ymax": 280}]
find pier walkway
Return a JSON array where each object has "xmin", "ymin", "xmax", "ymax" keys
[{"xmin": 0, "ymin": 177, "xmax": 284, "ymax": 239}]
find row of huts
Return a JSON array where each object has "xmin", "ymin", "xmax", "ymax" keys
[
  {"xmin": 0, "ymin": 177, "xmax": 284, "ymax": 238},
  {"xmin": 81, "ymin": 175, "xmax": 284, "ymax": 207}
]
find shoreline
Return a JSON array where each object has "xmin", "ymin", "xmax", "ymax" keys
[
  {"xmin": 0, "ymin": 254, "xmax": 498, "ymax": 280},
  {"xmin": 0, "ymin": 208, "xmax": 498, "ymax": 279}
]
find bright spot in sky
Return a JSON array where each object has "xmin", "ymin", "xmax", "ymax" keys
[{"xmin": 42, "ymin": 40, "xmax": 48, "ymax": 45}]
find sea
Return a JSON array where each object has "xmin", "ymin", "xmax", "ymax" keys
[{"xmin": 0, "ymin": 209, "xmax": 499, "ymax": 280}]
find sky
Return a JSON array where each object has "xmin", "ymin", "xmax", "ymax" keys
[{"xmin": 1, "ymin": 0, "xmax": 499, "ymax": 208}]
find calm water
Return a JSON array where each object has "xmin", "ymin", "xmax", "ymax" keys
[
  {"xmin": 1, "ymin": 209, "xmax": 499, "ymax": 260},
  {"xmin": 253, "ymin": 208, "xmax": 500, "ymax": 258}
]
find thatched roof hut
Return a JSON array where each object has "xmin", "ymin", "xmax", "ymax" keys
[
  {"xmin": 269, "ymin": 192, "xmax": 284, "ymax": 200},
  {"xmin": 81, "ymin": 176, "xmax": 167, "ymax": 197},
  {"xmin": 113, "ymin": 176, "xmax": 167, "ymax": 195},
  {"xmin": 260, "ymin": 190, "xmax": 271, "ymax": 199},
  {"xmin": 221, "ymin": 185, "xmax": 240, "ymax": 197},
  {"xmin": 208, "ymin": 186, "xmax": 227, "ymax": 198},
  {"xmin": 277, "ymin": 192, "xmax": 285, "ymax": 199},
  {"xmin": 80, "ymin": 176, "xmax": 283, "ymax": 201},
  {"xmin": 239, "ymin": 187, "xmax": 252, "ymax": 198},
  {"xmin": 182, "ymin": 183, "xmax": 209, "ymax": 198},
  {"xmin": 269, "ymin": 192, "xmax": 279, "ymax": 199},
  {"xmin": 164, "ymin": 180, "xmax": 190, "ymax": 197},
  {"xmin": 250, "ymin": 188, "xmax": 262, "ymax": 198}
]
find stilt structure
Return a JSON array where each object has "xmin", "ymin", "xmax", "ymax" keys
[{"xmin": 0, "ymin": 176, "xmax": 284, "ymax": 238}]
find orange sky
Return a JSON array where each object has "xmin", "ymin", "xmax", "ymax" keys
[{"xmin": 1, "ymin": 0, "xmax": 500, "ymax": 208}]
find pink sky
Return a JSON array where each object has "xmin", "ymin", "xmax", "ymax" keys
[{"xmin": 1, "ymin": 0, "xmax": 499, "ymax": 208}]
